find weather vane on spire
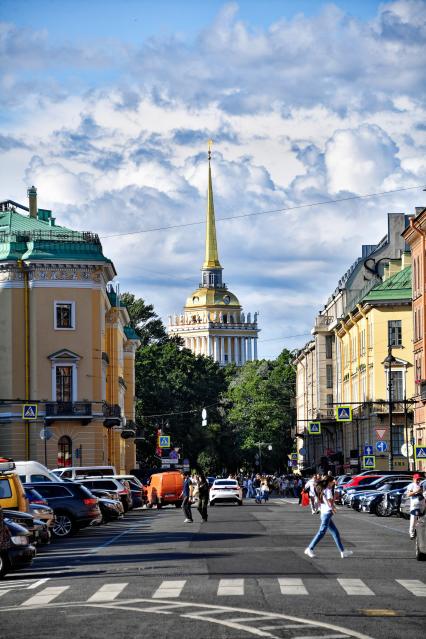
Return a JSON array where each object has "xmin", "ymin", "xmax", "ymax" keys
[{"xmin": 208, "ymin": 139, "xmax": 213, "ymax": 161}]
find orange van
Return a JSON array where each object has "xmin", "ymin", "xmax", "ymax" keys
[{"xmin": 147, "ymin": 471, "xmax": 184, "ymax": 508}]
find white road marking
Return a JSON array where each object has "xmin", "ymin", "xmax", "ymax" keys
[
  {"xmin": 289, "ymin": 635, "xmax": 347, "ymax": 639},
  {"xmin": 0, "ymin": 590, "xmax": 10, "ymax": 598},
  {"xmin": 337, "ymin": 579, "xmax": 374, "ymax": 596},
  {"xmin": 92, "ymin": 521, "xmax": 151, "ymax": 553},
  {"xmin": 27, "ymin": 578, "xmax": 50, "ymax": 590},
  {"xmin": 396, "ymin": 579, "xmax": 426, "ymax": 597},
  {"xmin": 278, "ymin": 578, "xmax": 308, "ymax": 595},
  {"xmin": 217, "ymin": 579, "xmax": 244, "ymax": 596},
  {"xmin": 152, "ymin": 580, "xmax": 186, "ymax": 599},
  {"xmin": 87, "ymin": 583, "xmax": 127, "ymax": 602},
  {"xmin": 21, "ymin": 586, "xmax": 69, "ymax": 607}
]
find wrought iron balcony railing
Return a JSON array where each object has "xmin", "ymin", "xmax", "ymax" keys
[{"xmin": 45, "ymin": 402, "xmax": 92, "ymax": 419}]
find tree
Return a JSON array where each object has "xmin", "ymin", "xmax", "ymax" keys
[{"xmin": 120, "ymin": 292, "xmax": 171, "ymax": 346}]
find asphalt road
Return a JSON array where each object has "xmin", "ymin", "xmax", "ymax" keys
[{"xmin": 1, "ymin": 498, "xmax": 425, "ymax": 639}]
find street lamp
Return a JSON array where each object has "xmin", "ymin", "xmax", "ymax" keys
[
  {"xmin": 383, "ymin": 345, "xmax": 397, "ymax": 471},
  {"xmin": 255, "ymin": 441, "xmax": 272, "ymax": 473}
]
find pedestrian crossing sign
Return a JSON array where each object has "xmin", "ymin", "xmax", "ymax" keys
[
  {"xmin": 22, "ymin": 404, "xmax": 37, "ymax": 419},
  {"xmin": 158, "ymin": 435, "xmax": 171, "ymax": 448},
  {"xmin": 336, "ymin": 405, "xmax": 352, "ymax": 422},
  {"xmin": 308, "ymin": 422, "xmax": 321, "ymax": 435},
  {"xmin": 362, "ymin": 455, "xmax": 376, "ymax": 469},
  {"xmin": 414, "ymin": 446, "xmax": 426, "ymax": 460}
]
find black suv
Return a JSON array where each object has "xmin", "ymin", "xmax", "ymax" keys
[{"xmin": 25, "ymin": 482, "xmax": 101, "ymax": 537}]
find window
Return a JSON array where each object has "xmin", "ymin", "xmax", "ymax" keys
[
  {"xmin": 388, "ymin": 370, "xmax": 404, "ymax": 402},
  {"xmin": 325, "ymin": 335, "xmax": 333, "ymax": 359},
  {"xmin": 57, "ymin": 435, "xmax": 72, "ymax": 468},
  {"xmin": 388, "ymin": 320, "xmax": 402, "ymax": 347},
  {"xmin": 392, "ymin": 426, "xmax": 404, "ymax": 456},
  {"xmin": 54, "ymin": 301, "xmax": 75, "ymax": 329},
  {"xmin": 368, "ymin": 321, "xmax": 373, "ymax": 348},
  {"xmin": 360, "ymin": 330, "xmax": 366, "ymax": 356},
  {"xmin": 30, "ymin": 474, "xmax": 49, "ymax": 482},
  {"xmin": 36, "ymin": 485, "xmax": 71, "ymax": 498},
  {"xmin": 326, "ymin": 364, "xmax": 333, "ymax": 388},
  {"xmin": 56, "ymin": 366, "xmax": 73, "ymax": 402},
  {"xmin": 326, "ymin": 394, "xmax": 333, "ymax": 407},
  {"xmin": 0, "ymin": 478, "xmax": 12, "ymax": 499}
]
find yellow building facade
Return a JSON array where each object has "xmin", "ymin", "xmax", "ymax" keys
[
  {"xmin": 0, "ymin": 190, "xmax": 139, "ymax": 471},
  {"xmin": 335, "ymin": 255, "xmax": 413, "ymax": 470}
]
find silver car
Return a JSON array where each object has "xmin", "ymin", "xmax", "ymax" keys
[{"xmin": 416, "ymin": 514, "xmax": 426, "ymax": 561}]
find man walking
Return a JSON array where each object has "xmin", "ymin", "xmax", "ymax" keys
[
  {"xmin": 181, "ymin": 471, "xmax": 193, "ymax": 523},
  {"xmin": 197, "ymin": 471, "xmax": 210, "ymax": 522},
  {"xmin": 406, "ymin": 473, "xmax": 425, "ymax": 539}
]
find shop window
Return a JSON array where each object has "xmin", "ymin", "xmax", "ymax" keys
[{"xmin": 57, "ymin": 435, "xmax": 72, "ymax": 468}]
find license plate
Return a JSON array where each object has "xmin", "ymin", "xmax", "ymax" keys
[{"xmin": 165, "ymin": 493, "xmax": 175, "ymax": 497}]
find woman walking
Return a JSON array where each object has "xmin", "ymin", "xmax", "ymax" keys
[
  {"xmin": 197, "ymin": 471, "xmax": 210, "ymax": 522},
  {"xmin": 304, "ymin": 476, "xmax": 353, "ymax": 559}
]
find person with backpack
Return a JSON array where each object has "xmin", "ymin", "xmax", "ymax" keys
[{"xmin": 304, "ymin": 475, "xmax": 353, "ymax": 559}]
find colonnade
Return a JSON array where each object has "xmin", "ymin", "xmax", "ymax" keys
[{"xmin": 183, "ymin": 334, "xmax": 258, "ymax": 364}]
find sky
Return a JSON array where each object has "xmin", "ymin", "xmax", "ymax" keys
[{"xmin": 1, "ymin": 0, "xmax": 426, "ymax": 359}]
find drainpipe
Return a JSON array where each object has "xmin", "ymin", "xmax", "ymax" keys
[{"xmin": 18, "ymin": 259, "xmax": 30, "ymax": 460}]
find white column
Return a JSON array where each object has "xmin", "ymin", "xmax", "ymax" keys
[
  {"xmin": 235, "ymin": 336, "xmax": 240, "ymax": 364},
  {"xmin": 214, "ymin": 336, "xmax": 219, "ymax": 362},
  {"xmin": 220, "ymin": 337, "xmax": 225, "ymax": 365},
  {"xmin": 247, "ymin": 337, "xmax": 252, "ymax": 361},
  {"xmin": 254, "ymin": 337, "xmax": 258, "ymax": 360},
  {"xmin": 241, "ymin": 337, "xmax": 246, "ymax": 364},
  {"xmin": 207, "ymin": 336, "xmax": 212, "ymax": 357},
  {"xmin": 227, "ymin": 336, "xmax": 232, "ymax": 363}
]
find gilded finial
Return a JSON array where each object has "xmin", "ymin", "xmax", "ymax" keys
[{"xmin": 208, "ymin": 139, "xmax": 213, "ymax": 161}]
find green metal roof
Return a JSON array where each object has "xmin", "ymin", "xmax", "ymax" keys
[
  {"xmin": 124, "ymin": 325, "xmax": 140, "ymax": 341},
  {"xmin": 0, "ymin": 208, "xmax": 110, "ymax": 264},
  {"xmin": 363, "ymin": 266, "xmax": 411, "ymax": 303}
]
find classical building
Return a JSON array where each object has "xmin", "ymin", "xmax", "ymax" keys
[
  {"xmin": 294, "ymin": 212, "xmax": 412, "ymax": 472},
  {"xmin": 168, "ymin": 148, "xmax": 259, "ymax": 364},
  {"xmin": 402, "ymin": 207, "xmax": 426, "ymax": 473},
  {"xmin": 0, "ymin": 188, "xmax": 139, "ymax": 471}
]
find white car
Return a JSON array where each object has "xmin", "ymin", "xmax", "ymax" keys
[{"xmin": 209, "ymin": 479, "xmax": 243, "ymax": 506}]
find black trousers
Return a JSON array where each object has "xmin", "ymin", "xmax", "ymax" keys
[
  {"xmin": 182, "ymin": 496, "xmax": 193, "ymax": 520},
  {"xmin": 198, "ymin": 495, "xmax": 209, "ymax": 521}
]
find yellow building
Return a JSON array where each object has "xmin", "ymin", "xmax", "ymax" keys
[
  {"xmin": 0, "ymin": 189, "xmax": 139, "ymax": 471},
  {"xmin": 335, "ymin": 254, "xmax": 413, "ymax": 471},
  {"xmin": 168, "ymin": 146, "xmax": 260, "ymax": 362}
]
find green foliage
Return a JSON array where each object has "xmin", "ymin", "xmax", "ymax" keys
[{"xmin": 120, "ymin": 292, "xmax": 171, "ymax": 347}]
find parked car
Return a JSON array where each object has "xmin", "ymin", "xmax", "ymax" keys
[
  {"xmin": 51, "ymin": 466, "xmax": 117, "ymax": 481},
  {"xmin": 415, "ymin": 513, "xmax": 426, "ymax": 561},
  {"xmin": 15, "ymin": 461, "xmax": 60, "ymax": 484},
  {"xmin": 2, "ymin": 509, "xmax": 49, "ymax": 545},
  {"xmin": 98, "ymin": 497, "xmax": 124, "ymax": 523},
  {"xmin": 0, "ymin": 518, "xmax": 36, "ymax": 578},
  {"xmin": 342, "ymin": 475, "xmax": 412, "ymax": 505},
  {"xmin": 399, "ymin": 479, "xmax": 426, "ymax": 519},
  {"xmin": 24, "ymin": 486, "xmax": 48, "ymax": 506},
  {"xmin": 356, "ymin": 480, "xmax": 411, "ymax": 514},
  {"xmin": 0, "ymin": 459, "xmax": 29, "ymax": 512},
  {"xmin": 75, "ymin": 478, "xmax": 132, "ymax": 512},
  {"xmin": 146, "ymin": 471, "xmax": 184, "ymax": 509},
  {"xmin": 209, "ymin": 479, "xmax": 243, "ymax": 506},
  {"xmin": 25, "ymin": 482, "xmax": 102, "ymax": 537},
  {"xmin": 112, "ymin": 475, "xmax": 145, "ymax": 508}
]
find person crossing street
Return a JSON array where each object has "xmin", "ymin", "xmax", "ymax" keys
[{"xmin": 181, "ymin": 471, "xmax": 193, "ymax": 523}]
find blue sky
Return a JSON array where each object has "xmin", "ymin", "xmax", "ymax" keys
[{"xmin": 1, "ymin": 1, "xmax": 426, "ymax": 358}]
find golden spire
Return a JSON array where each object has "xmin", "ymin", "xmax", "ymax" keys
[{"xmin": 203, "ymin": 140, "xmax": 222, "ymax": 270}]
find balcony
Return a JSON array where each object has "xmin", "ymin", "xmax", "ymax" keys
[
  {"xmin": 103, "ymin": 403, "xmax": 122, "ymax": 428},
  {"xmin": 45, "ymin": 402, "xmax": 93, "ymax": 424}
]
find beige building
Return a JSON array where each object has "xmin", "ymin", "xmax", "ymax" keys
[
  {"xmin": 0, "ymin": 188, "xmax": 139, "ymax": 471},
  {"xmin": 168, "ymin": 147, "xmax": 259, "ymax": 364}
]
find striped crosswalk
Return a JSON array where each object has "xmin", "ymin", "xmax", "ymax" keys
[{"xmin": 0, "ymin": 577, "xmax": 424, "ymax": 608}]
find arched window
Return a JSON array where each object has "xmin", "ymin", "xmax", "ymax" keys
[{"xmin": 57, "ymin": 435, "xmax": 72, "ymax": 468}]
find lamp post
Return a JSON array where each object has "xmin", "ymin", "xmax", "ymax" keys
[
  {"xmin": 384, "ymin": 346, "xmax": 397, "ymax": 471},
  {"xmin": 255, "ymin": 441, "xmax": 272, "ymax": 474}
]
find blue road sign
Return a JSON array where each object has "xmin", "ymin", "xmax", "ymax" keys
[
  {"xmin": 364, "ymin": 445, "xmax": 373, "ymax": 456},
  {"xmin": 336, "ymin": 405, "xmax": 352, "ymax": 422},
  {"xmin": 299, "ymin": 447, "xmax": 306, "ymax": 456},
  {"xmin": 415, "ymin": 446, "xmax": 426, "ymax": 460},
  {"xmin": 308, "ymin": 422, "xmax": 321, "ymax": 435},
  {"xmin": 22, "ymin": 404, "xmax": 37, "ymax": 419},
  {"xmin": 362, "ymin": 455, "xmax": 376, "ymax": 469},
  {"xmin": 158, "ymin": 435, "xmax": 171, "ymax": 448},
  {"xmin": 375, "ymin": 441, "xmax": 388, "ymax": 453}
]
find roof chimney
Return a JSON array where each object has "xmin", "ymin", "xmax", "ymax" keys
[{"xmin": 27, "ymin": 186, "xmax": 37, "ymax": 218}]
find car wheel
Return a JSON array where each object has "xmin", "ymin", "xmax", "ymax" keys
[
  {"xmin": 53, "ymin": 512, "xmax": 75, "ymax": 538},
  {"xmin": 0, "ymin": 553, "xmax": 9, "ymax": 578},
  {"xmin": 416, "ymin": 537, "xmax": 426, "ymax": 561},
  {"xmin": 375, "ymin": 501, "xmax": 391, "ymax": 517}
]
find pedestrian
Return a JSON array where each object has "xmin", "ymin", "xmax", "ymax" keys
[
  {"xmin": 304, "ymin": 473, "xmax": 319, "ymax": 514},
  {"xmin": 180, "ymin": 471, "xmax": 193, "ymax": 523},
  {"xmin": 247, "ymin": 476, "xmax": 254, "ymax": 498},
  {"xmin": 197, "ymin": 471, "xmax": 210, "ymax": 522},
  {"xmin": 304, "ymin": 476, "xmax": 353, "ymax": 559},
  {"xmin": 406, "ymin": 473, "xmax": 425, "ymax": 539},
  {"xmin": 261, "ymin": 478, "xmax": 270, "ymax": 502}
]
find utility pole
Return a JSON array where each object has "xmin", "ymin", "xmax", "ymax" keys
[{"xmin": 384, "ymin": 346, "xmax": 396, "ymax": 471}]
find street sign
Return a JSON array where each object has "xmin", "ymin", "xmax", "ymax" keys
[
  {"xmin": 158, "ymin": 435, "xmax": 171, "ymax": 448},
  {"xmin": 414, "ymin": 446, "xmax": 426, "ymax": 460},
  {"xmin": 160, "ymin": 457, "xmax": 178, "ymax": 465},
  {"xmin": 375, "ymin": 428, "xmax": 387, "ymax": 440},
  {"xmin": 287, "ymin": 460, "xmax": 292, "ymax": 467},
  {"xmin": 39, "ymin": 428, "xmax": 53, "ymax": 441},
  {"xmin": 22, "ymin": 404, "xmax": 37, "ymax": 419},
  {"xmin": 401, "ymin": 443, "xmax": 414, "ymax": 458},
  {"xmin": 290, "ymin": 453, "xmax": 298, "ymax": 461},
  {"xmin": 364, "ymin": 445, "xmax": 373, "ymax": 456},
  {"xmin": 299, "ymin": 447, "xmax": 306, "ymax": 456},
  {"xmin": 375, "ymin": 441, "xmax": 388, "ymax": 453},
  {"xmin": 362, "ymin": 455, "xmax": 376, "ymax": 469},
  {"xmin": 336, "ymin": 405, "xmax": 352, "ymax": 422},
  {"xmin": 308, "ymin": 421, "xmax": 321, "ymax": 434}
]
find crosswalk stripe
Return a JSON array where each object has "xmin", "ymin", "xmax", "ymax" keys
[
  {"xmin": 0, "ymin": 590, "xmax": 10, "ymax": 598},
  {"xmin": 21, "ymin": 586, "xmax": 69, "ymax": 607},
  {"xmin": 396, "ymin": 579, "xmax": 426, "ymax": 597},
  {"xmin": 87, "ymin": 583, "xmax": 128, "ymax": 602},
  {"xmin": 278, "ymin": 578, "xmax": 308, "ymax": 595},
  {"xmin": 217, "ymin": 579, "xmax": 244, "ymax": 596},
  {"xmin": 152, "ymin": 580, "xmax": 186, "ymax": 599},
  {"xmin": 27, "ymin": 578, "xmax": 50, "ymax": 590},
  {"xmin": 337, "ymin": 579, "xmax": 374, "ymax": 596}
]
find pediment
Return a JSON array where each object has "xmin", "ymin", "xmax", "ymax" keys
[{"xmin": 48, "ymin": 348, "xmax": 81, "ymax": 361}]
